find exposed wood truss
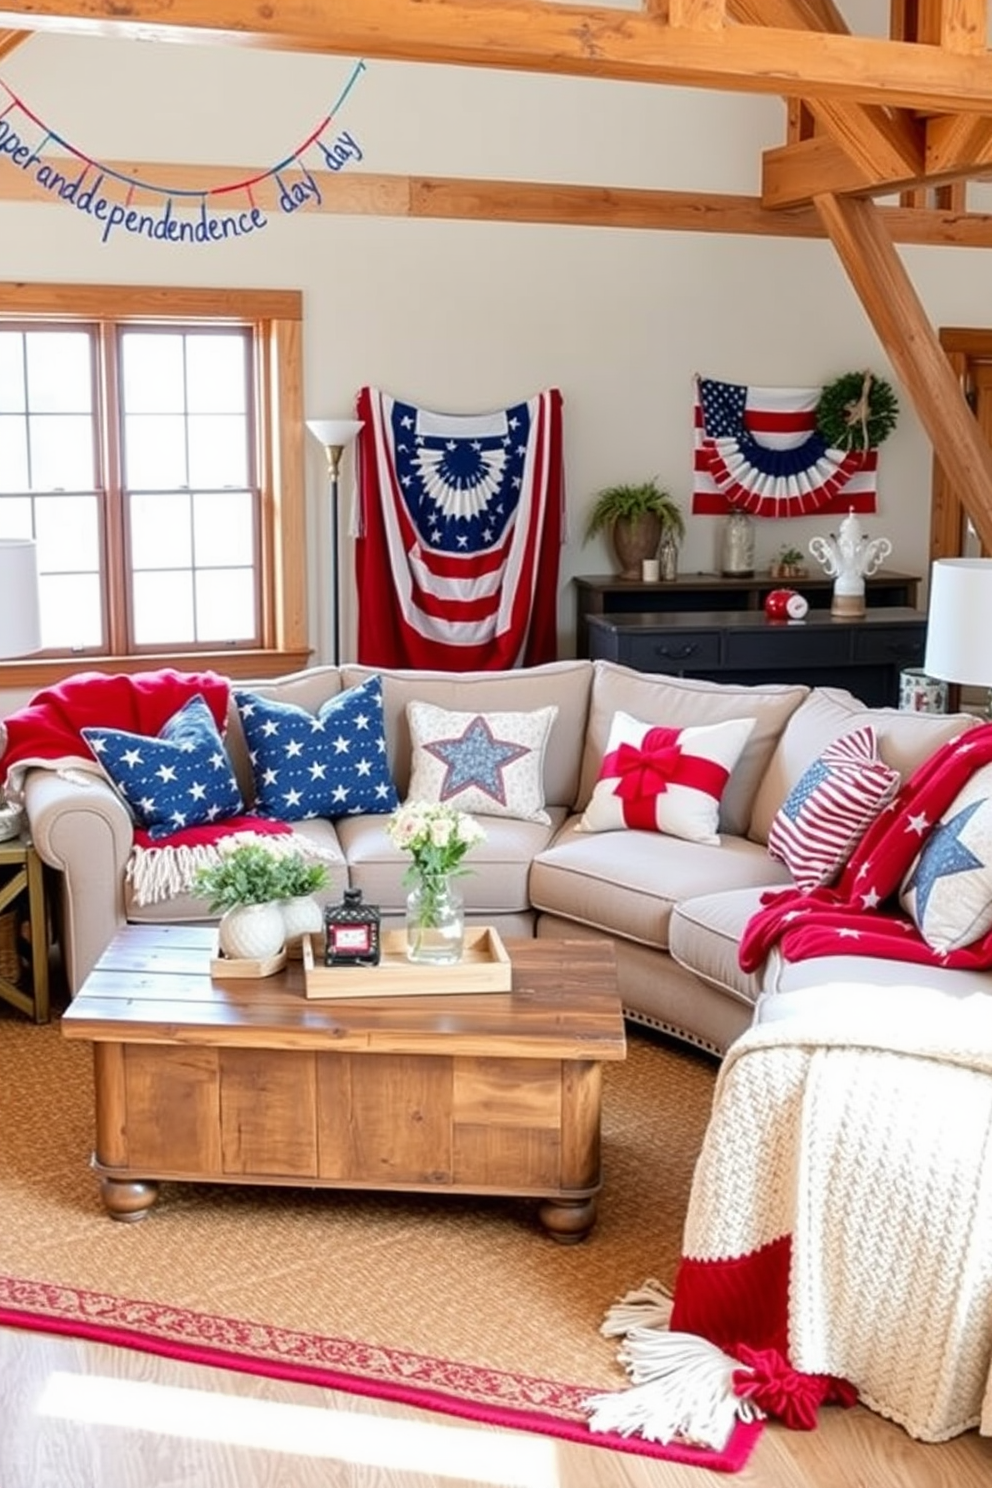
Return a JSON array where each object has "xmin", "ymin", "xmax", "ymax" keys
[
  {"xmin": 4, "ymin": 1, "xmax": 992, "ymax": 548},
  {"xmin": 0, "ymin": 0, "xmax": 991, "ymax": 119}
]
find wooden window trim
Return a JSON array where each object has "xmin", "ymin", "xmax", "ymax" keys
[{"xmin": 0, "ymin": 282, "xmax": 310, "ymax": 689}]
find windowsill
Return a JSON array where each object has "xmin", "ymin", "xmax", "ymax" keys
[{"xmin": 0, "ymin": 649, "xmax": 316, "ymax": 692}]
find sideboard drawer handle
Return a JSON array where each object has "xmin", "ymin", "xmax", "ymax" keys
[{"xmin": 655, "ymin": 644, "xmax": 699, "ymax": 661}]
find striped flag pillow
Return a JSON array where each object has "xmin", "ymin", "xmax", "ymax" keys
[{"xmin": 767, "ymin": 726, "xmax": 900, "ymax": 891}]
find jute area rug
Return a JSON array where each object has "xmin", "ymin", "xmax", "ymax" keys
[{"xmin": 0, "ymin": 1007, "xmax": 751, "ymax": 1469}]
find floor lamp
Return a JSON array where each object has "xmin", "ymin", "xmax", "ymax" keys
[{"xmin": 306, "ymin": 419, "xmax": 364, "ymax": 665}]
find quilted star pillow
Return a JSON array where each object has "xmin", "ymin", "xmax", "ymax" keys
[
  {"xmin": 406, "ymin": 700, "xmax": 557, "ymax": 823},
  {"xmin": 767, "ymin": 725, "xmax": 901, "ymax": 892},
  {"xmin": 82, "ymin": 694, "xmax": 244, "ymax": 840},
  {"xmin": 234, "ymin": 674, "xmax": 399, "ymax": 822},
  {"xmin": 899, "ymin": 761, "xmax": 992, "ymax": 953},
  {"xmin": 578, "ymin": 710, "xmax": 755, "ymax": 844}
]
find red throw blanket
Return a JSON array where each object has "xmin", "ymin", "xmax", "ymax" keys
[
  {"xmin": 0, "ymin": 667, "xmax": 231, "ymax": 797},
  {"xmin": 740, "ymin": 721, "xmax": 992, "ymax": 972}
]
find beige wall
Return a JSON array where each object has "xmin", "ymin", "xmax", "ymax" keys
[{"xmin": 0, "ymin": 24, "xmax": 981, "ymax": 703}]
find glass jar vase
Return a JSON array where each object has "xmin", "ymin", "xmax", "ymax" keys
[
  {"xmin": 405, "ymin": 875, "xmax": 464, "ymax": 965},
  {"xmin": 720, "ymin": 508, "xmax": 755, "ymax": 577}
]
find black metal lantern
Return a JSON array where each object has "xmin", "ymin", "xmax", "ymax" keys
[{"xmin": 323, "ymin": 887, "xmax": 381, "ymax": 967}]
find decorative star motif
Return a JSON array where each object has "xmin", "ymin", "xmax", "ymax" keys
[
  {"xmin": 425, "ymin": 716, "xmax": 529, "ymax": 807},
  {"xmin": 903, "ymin": 799, "xmax": 986, "ymax": 924}
]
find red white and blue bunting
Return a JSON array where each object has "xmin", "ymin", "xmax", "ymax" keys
[{"xmin": 692, "ymin": 376, "xmax": 878, "ymax": 518}]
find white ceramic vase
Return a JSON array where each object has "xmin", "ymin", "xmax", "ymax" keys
[
  {"xmin": 280, "ymin": 894, "xmax": 324, "ymax": 957},
  {"xmin": 218, "ymin": 901, "xmax": 285, "ymax": 962}
]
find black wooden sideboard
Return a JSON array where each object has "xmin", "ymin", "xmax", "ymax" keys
[
  {"xmin": 587, "ymin": 607, "xmax": 927, "ymax": 708},
  {"xmin": 574, "ymin": 570, "xmax": 921, "ymax": 658}
]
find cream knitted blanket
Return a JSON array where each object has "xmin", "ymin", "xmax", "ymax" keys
[{"xmin": 682, "ymin": 983, "xmax": 992, "ymax": 1442}]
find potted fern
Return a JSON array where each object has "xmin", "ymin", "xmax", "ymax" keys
[{"xmin": 584, "ymin": 479, "xmax": 686, "ymax": 579}]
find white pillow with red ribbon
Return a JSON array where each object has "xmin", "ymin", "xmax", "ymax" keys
[{"xmin": 578, "ymin": 710, "xmax": 756, "ymax": 843}]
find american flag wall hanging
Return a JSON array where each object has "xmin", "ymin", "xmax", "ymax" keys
[
  {"xmin": 692, "ymin": 375, "xmax": 878, "ymax": 518},
  {"xmin": 354, "ymin": 386, "xmax": 564, "ymax": 670}
]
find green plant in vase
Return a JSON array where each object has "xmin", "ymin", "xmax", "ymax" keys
[
  {"xmin": 193, "ymin": 841, "xmax": 329, "ymax": 963},
  {"xmin": 584, "ymin": 480, "xmax": 685, "ymax": 579}
]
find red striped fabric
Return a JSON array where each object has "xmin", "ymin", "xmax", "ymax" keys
[{"xmin": 767, "ymin": 726, "xmax": 900, "ymax": 891}]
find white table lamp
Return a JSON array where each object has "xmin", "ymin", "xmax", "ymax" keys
[
  {"xmin": 306, "ymin": 419, "xmax": 364, "ymax": 665},
  {"xmin": 924, "ymin": 557, "xmax": 992, "ymax": 715},
  {"xmin": 0, "ymin": 538, "xmax": 41, "ymax": 660}
]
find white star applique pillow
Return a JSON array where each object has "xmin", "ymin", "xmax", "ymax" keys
[
  {"xmin": 406, "ymin": 701, "xmax": 558, "ymax": 823},
  {"xmin": 900, "ymin": 761, "xmax": 992, "ymax": 952}
]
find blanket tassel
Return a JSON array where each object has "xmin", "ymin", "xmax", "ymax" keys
[
  {"xmin": 584, "ymin": 1328, "xmax": 762, "ymax": 1450},
  {"xmin": 598, "ymin": 1277, "xmax": 673, "ymax": 1337}
]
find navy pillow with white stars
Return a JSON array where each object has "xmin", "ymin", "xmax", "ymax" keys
[
  {"xmin": 234, "ymin": 674, "xmax": 399, "ymax": 822},
  {"xmin": 82, "ymin": 694, "xmax": 244, "ymax": 840}
]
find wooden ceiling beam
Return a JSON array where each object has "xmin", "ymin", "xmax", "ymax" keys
[
  {"xmin": 915, "ymin": 0, "xmax": 988, "ymax": 52},
  {"xmin": 7, "ymin": 154, "xmax": 992, "ymax": 246},
  {"xmin": 815, "ymin": 190, "xmax": 992, "ymax": 553},
  {"xmin": 926, "ymin": 111, "xmax": 992, "ymax": 173},
  {"xmin": 4, "ymin": 2, "xmax": 992, "ymax": 115},
  {"xmin": 727, "ymin": 0, "xmax": 846, "ymax": 32},
  {"xmin": 0, "ymin": 27, "xmax": 26, "ymax": 56},
  {"xmin": 668, "ymin": 0, "xmax": 727, "ymax": 27}
]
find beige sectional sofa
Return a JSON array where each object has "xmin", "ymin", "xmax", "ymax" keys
[{"xmin": 22, "ymin": 657, "xmax": 979, "ymax": 1055}]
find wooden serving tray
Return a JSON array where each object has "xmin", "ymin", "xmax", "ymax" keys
[
  {"xmin": 210, "ymin": 938, "xmax": 288, "ymax": 979},
  {"xmin": 301, "ymin": 926, "xmax": 512, "ymax": 999}
]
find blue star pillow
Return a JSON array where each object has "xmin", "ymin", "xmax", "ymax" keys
[
  {"xmin": 406, "ymin": 701, "xmax": 557, "ymax": 823},
  {"xmin": 234, "ymin": 674, "xmax": 399, "ymax": 822},
  {"xmin": 82, "ymin": 694, "xmax": 244, "ymax": 840},
  {"xmin": 900, "ymin": 762, "xmax": 992, "ymax": 952}
]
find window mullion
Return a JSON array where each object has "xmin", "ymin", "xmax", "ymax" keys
[{"xmin": 101, "ymin": 323, "xmax": 130, "ymax": 654}]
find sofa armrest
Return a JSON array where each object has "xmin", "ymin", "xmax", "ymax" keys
[{"xmin": 24, "ymin": 768, "xmax": 134, "ymax": 996}]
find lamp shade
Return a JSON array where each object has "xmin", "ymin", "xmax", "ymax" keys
[
  {"xmin": 0, "ymin": 539, "xmax": 41, "ymax": 659},
  {"xmin": 306, "ymin": 418, "xmax": 364, "ymax": 451},
  {"xmin": 924, "ymin": 557, "xmax": 992, "ymax": 688}
]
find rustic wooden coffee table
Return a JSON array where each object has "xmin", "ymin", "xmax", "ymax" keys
[{"xmin": 61, "ymin": 925, "xmax": 626, "ymax": 1241}]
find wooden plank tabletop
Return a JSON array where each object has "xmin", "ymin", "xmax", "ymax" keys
[{"xmin": 62, "ymin": 925, "xmax": 628, "ymax": 1061}]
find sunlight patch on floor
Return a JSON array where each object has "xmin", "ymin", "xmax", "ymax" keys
[{"xmin": 36, "ymin": 1370, "xmax": 561, "ymax": 1486}]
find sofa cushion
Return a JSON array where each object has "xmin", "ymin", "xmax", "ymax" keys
[
  {"xmin": 577, "ymin": 662, "xmax": 808, "ymax": 836},
  {"xmin": 748, "ymin": 687, "xmax": 979, "ymax": 846},
  {"xmin": 81, "ymin": 694, "xmax": 244, "ymax": 840},
  {"xmin": 668, "ymin": 884, "xmax": 791, "ymax": 1009},
  {"xmin": 342, "ymin": 660, "xmax": 591, "ymax": 806},
  {"xmin": 337, "ymin": 809, "xmax": 565, "ymax": 914},
  {"xmin": 899, "ymin": 761, "xmax": 992, "ymax": 953},
  {"xmin": 578, "ymin": 712, "xmax": 755, "ymax": 844},
  {"xmin": 234, "ymin": 674, "xmax": 399, "ymax": 822},
  {"xmin": 531, "ymin": 817, "xmax": 785, "ymax": 952},
  {"xmin": 767, "ymin": 725, "xmax": 901, "ymax": 891},
  {"xmin": 406, "ymin": 700, "xmax": 557, "ymax": 823}
]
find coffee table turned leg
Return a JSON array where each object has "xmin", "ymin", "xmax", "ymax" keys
[
  {"xmin": 99, "ymin": 1176, "xmax": 160, "ymax": 1222},
  {"xmin": 538, "ymin": 1195, "xmax": 598, "ymax": 1243}
]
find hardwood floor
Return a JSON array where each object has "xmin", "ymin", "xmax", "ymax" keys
[{"xmin": 2, "ymin": 1324, "xmax": 990, "ymax": 1487}]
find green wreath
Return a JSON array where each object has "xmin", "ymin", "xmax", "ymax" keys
[{"xmin": 816, "ymin": 370, "xmax": 899, "ymax": 451}]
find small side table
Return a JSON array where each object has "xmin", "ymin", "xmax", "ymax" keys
[{"xmin": 0, "ymin": 837, "xmax": 50, "ymax": 1023}]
